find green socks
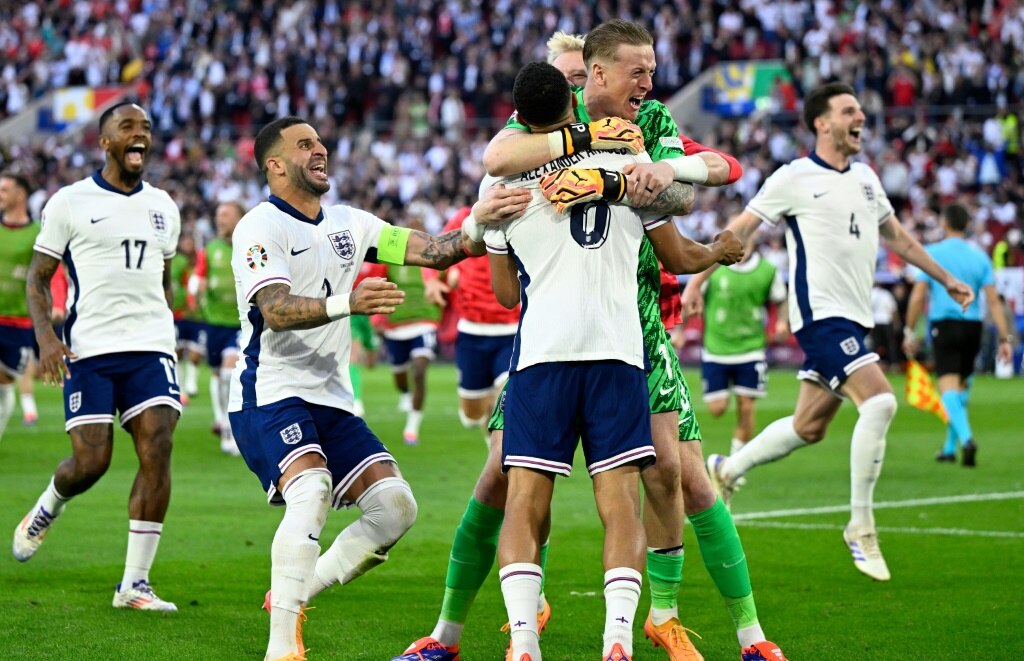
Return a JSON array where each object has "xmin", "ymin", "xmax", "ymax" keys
[
  {"xmin": 689, "ymin": 498, "xmax": 759, "ymax": 629},
  {"xmin": 539, "ymin": 539, "xmax": 550, "ymax": 594},
  {"xmin": 646, "ymin": 547, "xmax": 684, "ymax": 618},
  {"xmin": 349, "ymin": 364, "xmax": 363, "ymax": 400},
  {"xmin": 439, "ymin": 497, "xmax": 505, "ymax": 624}
]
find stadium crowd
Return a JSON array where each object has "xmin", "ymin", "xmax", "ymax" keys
[{"xmin": 1, "ymin": 0, "xmax": 1022, "ymax": 352}]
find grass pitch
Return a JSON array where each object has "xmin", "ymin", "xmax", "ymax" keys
[{"xmin": 0, "ymin": 365, "xmax": 1021, "ymax": 659}]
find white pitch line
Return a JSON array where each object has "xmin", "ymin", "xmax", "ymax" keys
[
  {"xmin": 730, "ymin": 491, "xmax": 1024, "ymax": 521},
  {"xmin": 738, "ymin": 520, "xmax": 1024, "ymax": 539}
]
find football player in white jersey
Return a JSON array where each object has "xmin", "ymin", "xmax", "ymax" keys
[
  {"xmin": 231, "ymin": 115, "xmax": 501, "ymax": 661},
  {"xmin": 485, "ymin": 62, "xmax": 743, "ymax": 661},
  {"xmin": 15, "ymin": 102, "xmax": 182, "ymax": 611},
  {"xmin": 683, "ymin": 82, "xmax": 973, "ymax": 582}
]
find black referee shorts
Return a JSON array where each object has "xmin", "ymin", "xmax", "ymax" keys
[{"xmin": 930, "ymin": 320, "xmax": 983, "ymax": 379}]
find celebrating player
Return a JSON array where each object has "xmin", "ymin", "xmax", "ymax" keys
[
  {"xmin": 194, "ymin": 200, "xmax": 246, "ymax": 455},
  {"xmin": 15, "ymin": 102, "xmax": 183, "ymax": 612},
  {"xmin": 686, "ymin": 82, "xmax": 973, "ymax": 582},
  {"xmin": 484, "ymin": 60, "xmax": 742, "ymax": 661},
  {"xmin": 483, "ymin": 20, "xmax": 781, "ymax": 661},
  {"xmin": 229, "ymin": 116, "xmax": 482, "ymax": 661},
  {"xmin": 695, "ymin": 242, "xmax": 788, "ymax": 457},
  {"xmin": 902, "ymin": 202, "xmax": 1013, "ymax": 466}
]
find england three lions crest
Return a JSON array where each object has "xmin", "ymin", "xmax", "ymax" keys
[
  {"xmin": 861, "ymin": 184, "xmax": 875, "ymax": 203},
  {"xmin": 329, "ymin": 230, "xmax": 355, "ymax": 260},
  {"xmin": 149, "ymin": 210, "xmax": 168, "ymax": 235}
]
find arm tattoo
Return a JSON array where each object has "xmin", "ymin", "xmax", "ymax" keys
[
  {"xmin": 253, "ymin": 283, "xmax": 331, "ymax": 331},
  {"xmin": 644, "ymin": 182, "xmax": 696, "ymax": 217},
  {"xmin": 415, "ymin": 229, "xmax": 469, "ymax": 269},
  {"xmin": 26, "ymin": 253, "xmax": 59, "ymax": 338}
]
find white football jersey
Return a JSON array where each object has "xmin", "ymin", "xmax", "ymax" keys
[
  {"xmin": 483, "ymin": 149, "xmax": 667, "ymax": 372},
  {"xmin": 229, "ymin": 196, "xmax": 394, "ymax": 412},
  {"xmin": 34, "ymin": 172, "xmax": 181, "ymax": 360},
  {"xmin": 746, "ymin": 153, "xmax": 894, "ymax": 332}
]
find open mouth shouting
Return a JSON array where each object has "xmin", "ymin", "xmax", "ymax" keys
[
  {"xmin": 309, "ymin": 158, "xmax": 328, "ymax": 182},
  {"xmin": 124, "ymin": 143, "xmax": 147, "ymax": 168},
  {"xmin": 628, "ymin": 94, "xmax": 645, "ymax": 111}
]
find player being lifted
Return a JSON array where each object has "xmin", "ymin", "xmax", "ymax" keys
[
  {"xmin": 230, "ymin": 115, "xmax": 508, "ymax": 661},
  {"xmin": 484, "ymin": 60, "xmax": 743, "ymax": 661},
  {"xmin": 483, "ymin": 20, "xmax": 783, "ymax": 661},
  {"xmin": 685, "ymin": 82, "xmax": 973, "ymax": 582},
  {"xmin": 16, "ymin": 102, "xmax": 183, "ymax": 611}
]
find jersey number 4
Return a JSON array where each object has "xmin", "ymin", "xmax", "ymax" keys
[
  {"xmin": 570, "ymin": 201, "xmax": 611, "ymax": 249},
  {"xmin": 848, "ymin": 213, "xmax": 861, "ymax": 239}
]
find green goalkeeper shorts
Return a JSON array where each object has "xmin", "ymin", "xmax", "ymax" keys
[
  {"xmin": 488, "ymin": 380, "xmax": 508, "ymax": 432},
  {"xmin": 647, "ymin": 329, "xmax": 702, "ymax": 442}
]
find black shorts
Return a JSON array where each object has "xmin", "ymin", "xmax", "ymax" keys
[{"xmin": 931, "ymin": 320, "xmax": 982, "ymax": 379}]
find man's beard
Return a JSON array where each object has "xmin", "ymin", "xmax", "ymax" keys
[{"xmin": 288, "ymin": 162, "xmax": 330, "ymax": 196}]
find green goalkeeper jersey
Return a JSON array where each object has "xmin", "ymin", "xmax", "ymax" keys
[
  {"xmin": 169, "ymin": 253, "xmax": 190, "ymax": 316},
  {"xmin": 703, "ymin": 254, "xmax": 782, "ymax": 360},
  {"xmin": 386, "ymin": 264, "xmax": 441, "ymax": 326},
  {"xmin": 0, "ymin": 220, "xmax": 41, "ymax": 319},
  {"xmin": 201, "ymin": 238, "xmax": 240, "ymax": 327},
  {"xmin": 505, "ymin": 88, "xmax": 686, "ymax": 362}
]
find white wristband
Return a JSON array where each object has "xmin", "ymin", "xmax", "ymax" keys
[
  {"xmin": 667, "ymin": 155, "xmax": 709, "ymax": 184},
  {"xmin": 325, "ymin": 293, "xmax": 351, "ymax": 320},
  {"xmin": 547, "ymin": 130, "xmax": 566, "ymax": 160},
  {"xmin": 463, "ymin": 212, "xmax": 486, "ymax": 242}
]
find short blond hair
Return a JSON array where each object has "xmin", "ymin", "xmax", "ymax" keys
[
  {"xmin": 583, "ymin": 20, "xmax": 652, "ymax": 66},
  {"xmin": 546, "ymin": 31, "xmax": 585, "ymax": 64}
]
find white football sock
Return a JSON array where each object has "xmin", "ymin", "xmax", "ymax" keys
[
  {"xmin": 310, "ymin": 478, "xmax": 417, "ymax": 598},
  {"xmin": 37, "ymin": 476, "xmax": 70, "ymax": 516},
  {"xmin": 738, "ymin": 622, "xmax": 768, "ymax": 648},
  {"xmin": 218, "ymin": 368, "xmax": 233, "ymax": 437},
  {"xmin": 121, "ymin": 520, "xmax": 163, "ymax": 587},
  {"xmin": 20, "ymin": 392, "xmax": 38, "ymax": 418},
  {"xmin": 404, "ymin": 410, "xmax": 423, "ymax": 437},
  {"xmin": 209, "ymin": 374, "xmax": 223, "ymax": 426},
  {"xmin": 603, "ymin": 567, "xmax": 642, "ymax": 656},
  {"xmin": 723, "ymin": 416, "xmax": 808, "ymax": 480},
  {"xmin": 850, "ymin": 394, "xmax": 896, "ymax": 530},
  {"xmin": 500, "ymin": 563, "xmax": 543, "ymax": 659},
  {"xmin": 267, "ymin": 468, "xmax": 332, "ymax": 660},
  {"xmin": 730, "ymin": 437, "xmax": 745, "ymax": 456},
  {"xmin": 429, "ymin": 620, "xmax": 464, "ymax": 648},
  {"xmin": 183, "ymin": 359, "xmax": 198, "ymax": 395},
  {"xmin": 0, "ymin": 383, "xmax": 14, "ymax": 439}
]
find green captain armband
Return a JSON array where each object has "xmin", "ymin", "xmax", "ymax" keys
[{"xmin": 377, "ymin": 225, "xmax": 412, "ymax": 265}]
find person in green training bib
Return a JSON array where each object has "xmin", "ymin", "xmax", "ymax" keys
[
  {"xmin": 479, "ymin": 20, "xmax": 784, "ymax": 661},
  {"xmin": 0, "ymin": 172, "xmax": 42, "ymax": 442},
  {"xmin": 195, "ymin": 201, "xmax": 246, "ymax": 455},
  {"xmin": 697, "ymin": 243, "xmax": 788, "ymax": 457},
  {"xmin": 374, "ymin": 246, "xmax": 443, "ymax": 445}
]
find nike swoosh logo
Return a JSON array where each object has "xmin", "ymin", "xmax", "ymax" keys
[
  {"xmin": 290, "ymin": 247, "xmax": 311, "ymax": 256},
  {"xmin": 308, "ymin": 533, "xmax": 319, "ymax": 542},
  {"xmin": 812, "ymin": 192, "xmax": 828, "ymax": 198},
  {"xmin": 90, "ymin": 217, "xmax": 110, "ymax": 224},
  {"xmin": 659, "ymin": 384, "xmax": 677, "ymax": 395},
  {"xmin": 169, "ymin": 388, "xmax": 180, "ymax": 395},
  {"xmin": 722, "ymin": 557, "xmax": 745, "ymax": 569}
]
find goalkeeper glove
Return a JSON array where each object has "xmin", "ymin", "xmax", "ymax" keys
[
  {"xmin": 548, "ymin": 117, "xmax": 645, "ymax": 159},
  {"xmin": 539, "ymin": 168, "xmax": 627, "ymax": 214}
]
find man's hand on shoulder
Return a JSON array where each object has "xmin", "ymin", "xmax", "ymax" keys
[
  {"xmin": 622, "ymin": 161, "xmax": 674, "ymax": 208},
  {"xmin": 472, "ymin": 184, "xmax": 534, "ymax": 226},
  {"xmin": 351, "ymin": 277, "xmax": 405, "ymax": 315},
  {"xmin": 540, "ymin": 167, "xmax": 626, "ymax": 214}
]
